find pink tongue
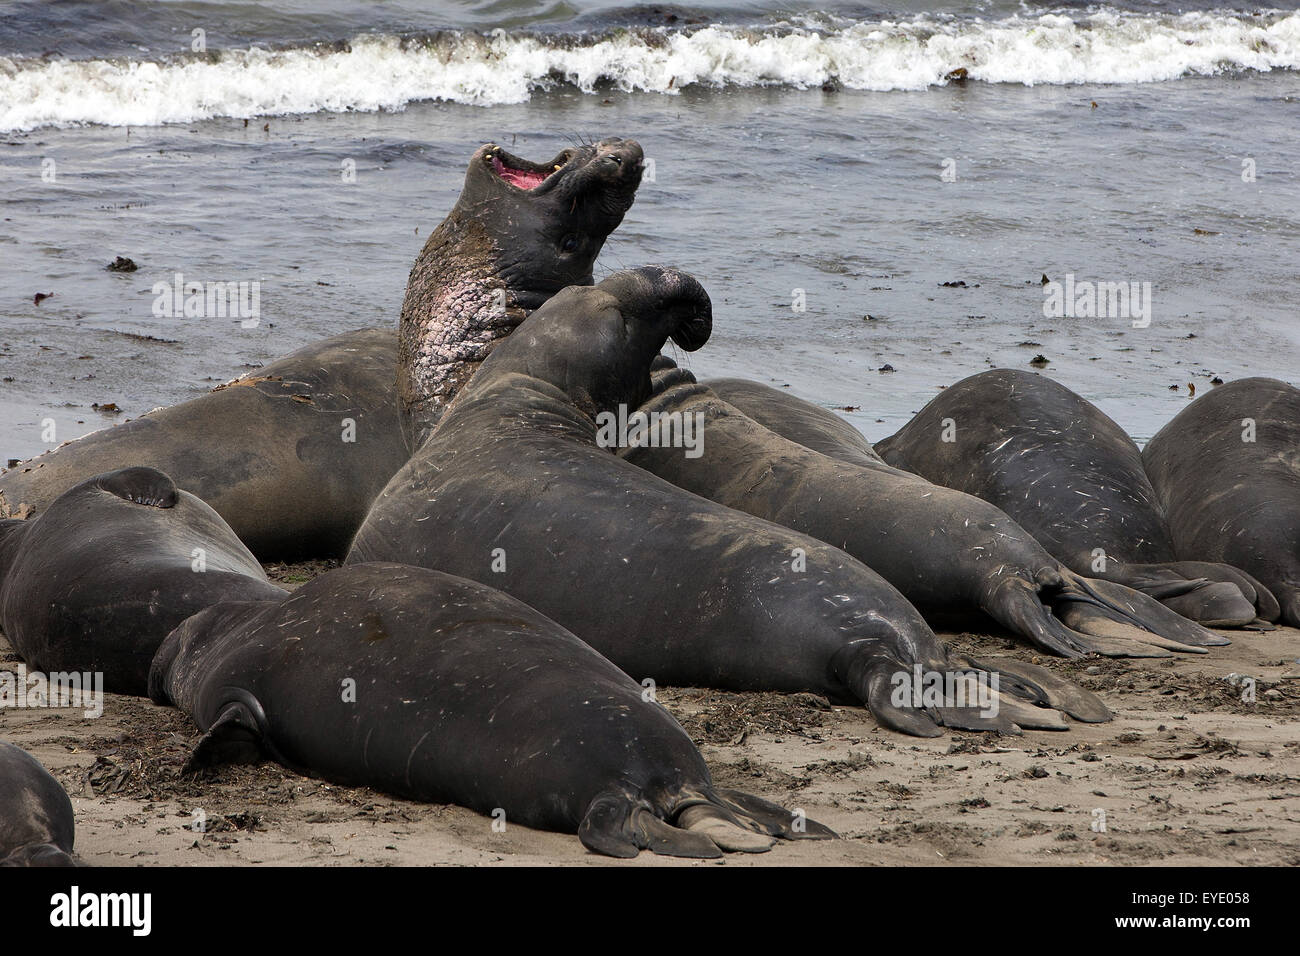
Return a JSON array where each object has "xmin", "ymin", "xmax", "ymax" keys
[{"xmin": 492, "ymin": 156, "xmax": 547, "ymax": 190}]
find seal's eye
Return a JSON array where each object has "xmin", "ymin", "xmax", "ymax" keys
[
  {"xmin": 607, "ymin": 155, "xmax": 622, "ymax": 166},
  {"xmin": 560, "ymin": 235, "xmax": 580, "ymax": 254}
]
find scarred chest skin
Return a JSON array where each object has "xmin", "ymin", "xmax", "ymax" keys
[{"xmin": 395, "ymin": 139, "xmax": 644, "ymax": 450}]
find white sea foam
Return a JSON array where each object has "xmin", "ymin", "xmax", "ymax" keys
[{"xmin": 1, "ymin": 9, "xmax": 1297, "ymax": 131}]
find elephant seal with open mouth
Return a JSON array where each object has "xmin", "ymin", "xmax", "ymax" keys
[
  {"xmin": 149, "ymin": 562, "xmax": 832, "ymax": 859},
  {"xmin": 398, "ymin": 137, "xmax": 645, "ymax": 449}
]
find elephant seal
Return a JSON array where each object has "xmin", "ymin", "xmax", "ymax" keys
[
  {"xmin": 398, "ymin": 137, "xmax": 644, "ymax": 449},
  {"xmin": 0, "ymin": 742, "xmax": 76, "ymax": 867},
  {"xmin": 1144, "ymin": 377, "xmax": 1300, "ymax": 627},
  {"xmin": 625, "ymin": 366, "xmax": 1228, "ymax": 659},
  {"xmin": 874, "ymin": 369, "xmax": 1276, "ymax": 627},
  {"xmin": 350, "ymin": 267, "xmax": 1105, "ymax": 736},
  {"xmin": 149, "ymin": 562, "xmax": 833, "ymax": 858},
  {"xmin": 0, "ymin": 328, "xmax": 406, "ymax": 561},
  {"xmin": 705, "ymin": 377, "xmax": 883, "ymax": 467},
  {"xmin": 0, "ymin": 467, "xmax": 287, "ymax": 695}
]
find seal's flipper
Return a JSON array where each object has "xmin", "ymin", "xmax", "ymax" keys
[
  {"xmin": 578, "ymin": 792, "xmax": 722, "ymax": 859},
  {"xmin": 677, "ymin": 804, "xmax": 775, "ymax": 853},
  {"xmin": 1148, "ymin": 561, "xmax": 1281, "ymax": 623},
  {"xmin": 963, "ymin": 655, "xmax": 1111, "ymax": 724},
  {"xmin": 1052, "ymin": 604, "xmax": 1188, "ymax": 656},
  {"xmin": 184, "ymin": 700, "xmax": 268, "ymax": 772},
  {"xmin": 983, "ymin": 576, "xmax": 1090, "ymax": 657},
  {"xmin": 95, "ymin": 466, "xmax": 179, "ymax": 508},
  {"xmin": 839, "ymin": 654, "xmax": 945, "ymax": 737},
  {"xmin": 714, "ymin": 788, "xmax": 837, "ymax": 841},
  {"xmin": 933, "ymin": 704, "xmax": 1023, "ymax": 735},
  {"xmin": 1152, "ymin": 581, "xmax": 1255, "ymax": 628},
  {"xmin": 1069, "ymin": 575, "xmax": 1230, "ymax": 648},
  {"xmin": 985, "ymin": 694, "xmax": 1069, "ymax": 731}
]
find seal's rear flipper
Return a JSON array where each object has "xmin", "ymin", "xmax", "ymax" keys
[
  {"xmin": 184, "ymin": 700, "xmax": 268, "ymax": 773},
  {"xmin": 1117, "ymin": 562, "xmax": 1264, "ymax": 626},
  {"xmin": 578, "ymin": 792, "xmax": 721, "ymax": 859},
  {"xmin": 714, "ymin": 788, "xmax": 836, "ymax": 841},
  {"xmin": 1069, "ymin": 575, "xmax": 1230, "ymax": 648},
  {"xmin": 95, "ymin": 466, "xmax": 179, "ymax": 508},
  {"xmin": 962, "ymin": 655, "xmax": 1111, "ymax": 724},
  {"xmin": 677, "ymin": 804, "xmax": 775, "ymax": 853},
  {"xmin": 985, "ymin": 568, "xmax": 1225, "ymax": 657},
  {"xmin": 838, "ymin": 652, "xmax": 945, "ymax": 737}
]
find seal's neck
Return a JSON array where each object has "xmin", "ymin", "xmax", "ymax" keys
[{"xmin": 395, "ymin": 215, "xmax": 542, "ymax": 450}]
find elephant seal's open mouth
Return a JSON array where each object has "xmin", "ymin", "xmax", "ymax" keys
[{"xmin": 397, "ymin": 136, "xmax": 644, "ymax": 449}]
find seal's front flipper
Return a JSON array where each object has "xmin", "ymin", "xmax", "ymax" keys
[
  {"xmin": 184, "ymin": 700, "xmax": 268, "ymax": 773},
  {"xmin": 578, "ymin": 792, "xmax": 721, "ymax": 859},
  {"xmin": 95, "ymin": 466, "xmax": 179, "ymax": 508}
]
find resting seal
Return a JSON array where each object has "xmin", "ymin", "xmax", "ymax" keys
[
  {"xmin": 624, "ymin": 367, "xmax": 1227, "ymax": 659},
  {"xmin": 0, "ymin": 741, "xmax": 76, "ymax": 867},
  {"xmin": 1144, "ymin": 377, "xmax": 1300, "ymax": 627},
  {"xmin": 874, "ymin": 370, "xmax": 1276, "ymax": 626},
  {"xmin": 705, "ymin": 377, "xmax": 883, "ymax": 466},
  {"xmin": 397, "ymin": 138, "xmax": 644, "ymax": 448},
  {"xmin": 350, "ymin": 267, "xmax": 1103, "ymax": 736},
  {"xmin": 0, "ymin": 328, "xmax": 405, "ymax": 561},
  {"xmin": 149, "ymin": 562, "xmax": 831, "ymax": 858},
  {"xmin": 0, "ymin": 467, "xmax": 286, "ymax": 695}
]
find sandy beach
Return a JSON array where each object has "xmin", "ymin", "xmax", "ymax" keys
[{"xmin": 2, "ymin": 560, "xmax": 1295, "ymax": 867}]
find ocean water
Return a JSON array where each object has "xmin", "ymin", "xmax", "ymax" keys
[{"xmin": 1, "ymin": 0, "xmax": 1298, "ymax": 464}]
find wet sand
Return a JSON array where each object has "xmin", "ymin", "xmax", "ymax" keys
[{"xmin": 2, "ymin": 561, "xmax": 1297, "ymax": 867}]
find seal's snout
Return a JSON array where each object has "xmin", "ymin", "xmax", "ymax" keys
[
  {"xmin": 653, "ymin": 267, "xmax": 712, "ymax": 352},
  {"xmin": 593, "ymin": 138, "xmax": 644, "ymax": 180},
  {"xmin": 599, "ymin": 266, "xmax": 712, "ymax": 352}
]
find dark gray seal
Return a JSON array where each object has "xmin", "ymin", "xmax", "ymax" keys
[
  {"xmin": 149, "ymin": 562, "xmax": 832, "ymax": 858},
  {"xmin": 705, "ymin": 377, "xmax": 883, "ymax": 467},
  {"xmin": 398, "ymin": 138, "xmax": 644, "ymax": 449},
  {"xmin": 1144, "ymin": 377, "xmax": 1300, "ymax": 627},
  {"xmin": 0, "ymin": 328, "xmax": 406, "ymax": 561},
  {"xmin": 874, "ymin": 369, "xmax": 1276, "ymax": 627},
  {"xmin": 0, "ymin": 741, "xmax": 76, "ymax": 867},
  {"xmin": 624, "ymin": 367, "xmax": 1229, "ymax": 659},
  {"xmin": 350, "ymin": 267, "xmax": 1105, "ymax": 736},
  {"xmin": 0, "ymin": 467, "xmax": 286, "ymax": 695}
]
